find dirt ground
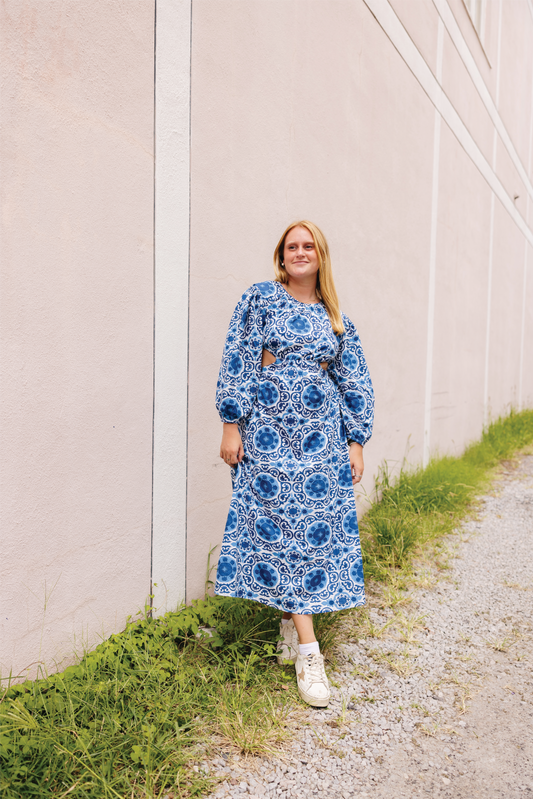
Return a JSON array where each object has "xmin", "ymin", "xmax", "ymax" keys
[{"xmin": 377, "ymin": 642, "xmax": 533, "ymax": 798}]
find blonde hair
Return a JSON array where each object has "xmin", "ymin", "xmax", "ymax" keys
[{"xmin": 273, "ymin": 220, "xmax": 344, "ymax": 334}]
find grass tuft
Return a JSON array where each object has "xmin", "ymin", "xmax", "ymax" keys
[
  {"xmin": 0, "ymin": 599, "xmax": 291, "ymax": 797},
  {"xmin": 360, "ymin": 409, "xmax": 533, "ymax": 583}
]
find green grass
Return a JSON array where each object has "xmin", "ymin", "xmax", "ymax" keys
[
  {"xmin": 360, "ymin": 409, "xmax": 533, "ymax": 581},
  {"xmin": 0, "ymin": 598, "xmax": 296, "ymax": 798},
  {"xmin": 2, "ymin": 408, "xmax": 533, "ymax": 797}
]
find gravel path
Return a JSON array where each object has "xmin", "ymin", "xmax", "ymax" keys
[{"xmin": 205, "ymin": 455, "xmax": 533, "ymax": 799}]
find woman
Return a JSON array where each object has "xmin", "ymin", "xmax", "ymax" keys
[{"xmin": 215, "ymin": 221, "xmax": 374, "ymax": 707}]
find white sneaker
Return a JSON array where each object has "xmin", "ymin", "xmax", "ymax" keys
[
  {"xmin": 276, "ymin": 619, "xmax": 299, "ymax": 665},
  {"xmin": 295, "ymin": 652, "xmax": 331, "ymax": 707}
]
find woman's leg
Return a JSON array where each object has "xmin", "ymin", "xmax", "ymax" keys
[
  {"xmin": 290, "ymin": 613, "xmax": 317, "ymax": 644},
  {"xmin": 288, "ymin": 613, "xmax": 329, "ymax": 707}
]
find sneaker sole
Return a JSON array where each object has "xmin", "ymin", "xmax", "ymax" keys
[{"xmin": 297, "ymin": 684, "xmax": 330, "ymax": 708}]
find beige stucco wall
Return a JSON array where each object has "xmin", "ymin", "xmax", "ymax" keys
[
  {"xmin": 187, "ymin": 0, "xmax": 533, "ymax": 598},
  {"xmin": 0, "ymin": 1, "xmax": 155, "ymax": 678}
]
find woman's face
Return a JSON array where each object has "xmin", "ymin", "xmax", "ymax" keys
[{"xmin": 283, "ymin": 226, "xmax": 320, "ymax": 282}]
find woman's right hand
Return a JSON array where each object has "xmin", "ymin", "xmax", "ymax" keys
[{"xmin": 220, "ymin": 423, "xmax": 244, "ymax": 466}]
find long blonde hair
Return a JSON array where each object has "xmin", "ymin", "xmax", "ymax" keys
[{"xmin": 273, "ymin": 220, "xmax": 344, "ymax": 334}]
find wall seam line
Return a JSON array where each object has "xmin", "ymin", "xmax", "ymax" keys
[
  {"xmin": 483, "ymin": 0, "xmax": 503, "ymax": 427},
  {"xmin": 184, "ymin": 0, "xmax": 192, "ymax": 604},
  {"xmin": 150, "ymin": 0, "xmax": 157, "ymax": 611},
  {"xmin": 423, "ymin": 17, "xmax": 444, "ymax": 468},
  {"xmin": 518, "ymin": 57, "xmax": 533, "ymax": 410}
]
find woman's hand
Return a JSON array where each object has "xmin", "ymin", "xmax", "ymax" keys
[
  {"xmin": 349, "ymin": 442, "xmax": 364, "ymax": 484},
  {"xmin": 220, "ymin": 423, "xmax": 244, "ymax": 466}
]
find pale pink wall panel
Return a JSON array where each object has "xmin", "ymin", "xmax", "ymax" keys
[
  {"xmin": 497, "ymin": 0, "xmax": 533, "ymax": 168},
  {"xmin": 430, "ymin": 123, "xmax": 491, "ymax": 455},
  {"xmin": 494, "ymin": 135, "xmax": 529, "ymax": 223},
  {"xmin": 522, "ymin": 245, "xmax": 533, "ymax": 410},
  {"xmin": 387, "ymin": 0, "xmax": 440, "ymax": 76},
  {"xmin": 0, "ymin": 1, "xmax": 154, "ymax": 677},
  {"xmin": 441, "ymin": 26, "xmax": 494, "ymax": 168},
  {"xmin": 447, "ymin": 0, "xmax": 495, "ymax": 83},
  {"xmin": 481, "ymin": 0, "xmax": 503, "ymax": 73},
  {"xmin": 486, "ymin": 203, "xmax": 527, "ymax": 416},
  {"xmin": 188, "ymin": 0, "xmax": 435, "ymax": 599}
]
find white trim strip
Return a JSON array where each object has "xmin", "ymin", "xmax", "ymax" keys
[
  {"xmin": 483, "ymin": 0, "xmax": 503, "ymax": 427},
  {"xmin": 483, "ymin": 190, "xmax": 496, "ymax": 426},
  {"xmin": 423, "ymin": 18, "xmax": 444, "ymax": 468},
  {"xmin": 433, "ymin": 0, "xmax": 533, "ymax": 204},
  {"xmin": 362, "ymin": 0, "xmax": 533, "ymax": 248},
  {"xmin": 152, "ymin": 0, "xmax": 191, "ymax": 614},
  {"xmin": 519, "ymin": 237, "xmax": 529, "ymax": 411},
  {"xmin": 518, "ymin": 61, "xmax": 533, "ymax": 409}
]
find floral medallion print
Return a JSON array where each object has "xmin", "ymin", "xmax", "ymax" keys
[
  {"xmin": 302, "ymin": 430, "xmax": 327, "ymax": 455},
  {"xmin": 303, "ymin": 567, "xmax": 329, "ymax": 594},
  {"xmin": 253, "ymin": 425, "xmax": 281, "ymax": 453},
  {"xmin": 217, "ymin": 555, "xmax": 238, "ymax": 583},
  {"xmin": 215, "ymin": 281, "xmax": 374, "ymax": 613},
  {"xmin": 227, "ymin": 353, "xmax": 244, "ymax": 377},
  {"xmin": 253, "ymin": 472, "xmax": 281, "ymax": 500},
  {"xmin": 304, "ymin": 473, "xmax": 330, "ymax": 501},
  {"xmin": 302, "ymin": 383, "xmax": 326, "ymax": 410},
  {"xmin": 253, "ymin": 561, "xmax": 280, "ymax": 588},
  {"xmin": 218, "ymin": 397, "xmax": 242, "ymax": 422},
  {"xmin": 342, "ymin": 509, "xmax": 360, "ymax": 537},
  {"xmin": 305, "ymin": 520, "xmax": 332, "ymax": 548},
  {"xmin": 255, "ymin": 516, "xmax": 283, "ymax": 543},
  {"xmin": 344, "ymin": 390, "xmax": 366, "ymax": 415},
  {"xmin": 286, "ymin": 314, "xmax": 313, "ymax": 336},
  {"xmin": 257, "ymin": 380, "xmax": 279, "ymax": 407}
]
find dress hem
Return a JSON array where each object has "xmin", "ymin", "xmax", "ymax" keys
[{"xmin": 214, "ymin": 588, "xmax": 366, "ymax": 615}]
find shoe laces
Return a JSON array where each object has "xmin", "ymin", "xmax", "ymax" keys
[{"xmin": 304, "ymin": 653, "xmax": 327, "ymax": 684}]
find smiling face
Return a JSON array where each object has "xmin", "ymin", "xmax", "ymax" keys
[{"xmin": 282, "ymin": 226, "xmax": 320, "ymax": 283}]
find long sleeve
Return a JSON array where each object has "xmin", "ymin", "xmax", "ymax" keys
[
  {"xmin": 216, "ymin": 285, "xmax": 267, "ymax": 424},
  {"xmin": 328, "ymin": 313, "xmax": 374, "ymax": 446}
]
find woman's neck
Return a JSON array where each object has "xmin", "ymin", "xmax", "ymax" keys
[{"xmin": 285, "ymin": 277, "xmax": 318, "ymax": 304}]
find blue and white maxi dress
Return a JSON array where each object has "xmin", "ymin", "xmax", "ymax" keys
[{"xmin": 215, "ymin": 280, "xmax": 374, "ymax": 614}]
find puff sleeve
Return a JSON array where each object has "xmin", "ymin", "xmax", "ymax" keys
[
  {"xmin": 328, "ymin": 314, "xmax": 374, "ymax": 446},
  {"xmin": 216, "ymin": 285, "xmax": 267, "ymax": 424}
]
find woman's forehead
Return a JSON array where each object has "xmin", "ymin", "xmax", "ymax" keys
[{"xmin": 285, "ymin": 226, "xmax": 314, "ymax": 245}]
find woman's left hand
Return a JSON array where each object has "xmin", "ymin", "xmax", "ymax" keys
[{"xmin": 349, "ymin": 442, "xmax": 364, "ymax": 484}]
